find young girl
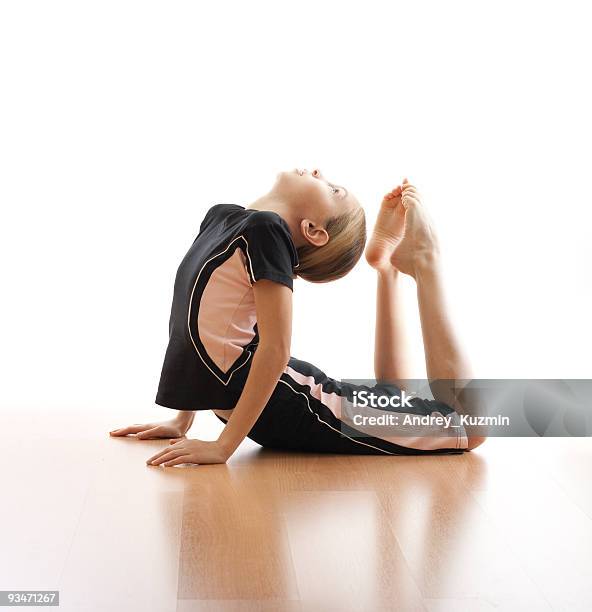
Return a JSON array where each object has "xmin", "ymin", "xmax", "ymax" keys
[{"xmin": 110, "ymin": 169, "xmax": 486, "ymax": 465}]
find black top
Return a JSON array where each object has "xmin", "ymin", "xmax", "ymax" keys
[{"xmin": 155, "ymin": 204, "xmax": 299, "ymax": 411}]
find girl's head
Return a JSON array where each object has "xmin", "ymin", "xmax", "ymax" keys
[{"xmin": 271, "ymin": 168, "xmax": 366, "ymax": 283}]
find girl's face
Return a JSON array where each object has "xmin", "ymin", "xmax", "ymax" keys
[{"xmin": 273, "ymin": 168, "xmax": 357, "ymax": 221}]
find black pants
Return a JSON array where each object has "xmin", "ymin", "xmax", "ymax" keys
[{"xmin": 215, "ymin": 357, "xmax": 468, "ymax": 455}]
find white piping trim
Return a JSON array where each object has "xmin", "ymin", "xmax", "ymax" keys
[
  {"xmin": 244, "ymin": 239, "xmax": 257, "ymax": 282},
  {"xmin": 277, "ymin": 379, "xmax": 394, "ymax": 455},
  {"xmin": 187, "ymin": 234, "xmax": 256, "ymax": 386}
]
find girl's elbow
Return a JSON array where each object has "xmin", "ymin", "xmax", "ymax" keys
[
  {"xmin": 276, "ymin": 346, "xmax": 291, "ymax": 367},
  {"xmin": 258, "ymin": 342, "xmax": 290, "ymax": 368}
]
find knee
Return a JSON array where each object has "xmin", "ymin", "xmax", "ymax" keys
[{"xmin": 466, "ymin": 435, "xmax": 487, "ymax": 451}]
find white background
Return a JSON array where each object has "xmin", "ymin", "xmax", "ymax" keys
[{"xmin": 1, "ymin": 0, "xmax": 590, "ymax": 423}]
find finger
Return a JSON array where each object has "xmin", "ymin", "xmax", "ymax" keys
[
  {"xmin": 391, "ymin": 185, "xmax": 402, "ymax": 195},
  {"xmin": 136, "ymin": 427, "xmax": 164, "ymax": 440},
  {"xmin": 169, "ymin": 436, "xmax": 186, "ymax": 445},
  {"xmin": 402, "ymin": 185, "xmax": 417, "ymax": 194},
  {"xmin": 110, "ymin": 425, "xmax": 140, "ymax": 436},
  {"xmin": 160, "ymin": 441, "xmax": 187, "ymax": 455},
  {"xmin": 152, "ymin": 450, "xmax": 186, "ymax": 465},
  {"xmin": 146, "ymin": 444, "xmax": 183, "ymax": 463},
  {"xmin": 146, "ymin": 450, "xmax": 167, "ymax": 464},
  {"xmin": 109, "ymin": 424, "xmax": 149, "ymax": 436},
  {"xmin": 402, "ymin": 177, "xmax": 409, "ymax": 184},
  {"xmin": 136, "ymin": 428, "xmax": 184, "ymax": 441},
  {"xmin": 147, "ymin": 450, "xmax": 184, "ymax": 466},
  {"xmin": 163, "ymin": 456, "xmax": 192, "ymax": 467}
]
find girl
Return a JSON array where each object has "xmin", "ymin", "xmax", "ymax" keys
[{"xmin": 110, "ymin": 169, "xmax": 486, "ymax": 465}]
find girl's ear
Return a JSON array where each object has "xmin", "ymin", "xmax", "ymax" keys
[{"xmin": 300, "ymin": 218, "xmax": 329, "ymax": 247}]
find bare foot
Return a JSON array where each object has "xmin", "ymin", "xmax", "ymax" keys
[
  {"xmin": 365, "ymin": 182, "xmax": 405, "ymax": 271},
  {"xmin": 109, "ymin": 412, "xmax": 195, "ymax": 439},
  {"xmin": 390, "ymin": 180, "xmax": 440, "ymax": 278}
]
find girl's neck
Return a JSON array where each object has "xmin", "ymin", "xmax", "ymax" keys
[
  {"xmin": 247, "ymin": 192, "xmax": 286, "ymax": 214},
  {"xmin": 246, "ymin": 193, "xmax": 305, "ymax": 248}
]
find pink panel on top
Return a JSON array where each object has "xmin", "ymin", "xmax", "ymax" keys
[
  {"xmin": 198, "ymin": 248, "xmax": 257, "ymax": 373},
  {"xmin": 282, "ymin": 366, "xmax": 468, "ymax": 451}
]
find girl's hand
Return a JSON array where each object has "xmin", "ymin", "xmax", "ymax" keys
[
  {"xmin": 110, "ymin": 420, "xmax": 187, "ymax": 439},
  {"xmin": 146, "ymin": 438, "xmax": 230, "ymax": 467},
  {"xmin": 110, "ymin": 412, "xmax": 195, "ymax": 440}
]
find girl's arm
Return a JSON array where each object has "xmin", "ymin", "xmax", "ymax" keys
[
  {"xmin": 146, "ymin": 279, "xmax": 292, "ymax": 466},
  {"xmin": 217, "ymin": 279, "xmax": 292, "ymax": 456}
]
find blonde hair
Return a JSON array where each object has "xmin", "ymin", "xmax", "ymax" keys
[{"xmin": 295, "ymin": 205, "xmax": 366, "ymax": 283}]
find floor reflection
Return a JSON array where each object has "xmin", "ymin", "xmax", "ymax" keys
[{"xmin": 176, "ymin": 450, "xmax": 488, "ymax": 608}]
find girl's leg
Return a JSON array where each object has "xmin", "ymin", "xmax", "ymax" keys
[
  {"xmin": 375, "ymin": 270, "xmax": 413, "ymax": 385},
  {"xmin": 249, "ymin": 356, "xmax": 468, "ymax": 455},
  {"xmin": 390, "ymin": 180, "xmax": 485, "ymax": 450},
  {"xmin": 365, "ymin": 185, "xmax": 412, "ymax": 386}
]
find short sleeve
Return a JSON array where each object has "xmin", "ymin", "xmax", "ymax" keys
[{"xmin": 243, "ymin": 211, "xmax": 299, "ymax": 291}]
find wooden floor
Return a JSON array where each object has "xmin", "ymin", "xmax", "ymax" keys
[{"xmin": 1, "ymin": 408, "xmax": 592, "ymax": 611}]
